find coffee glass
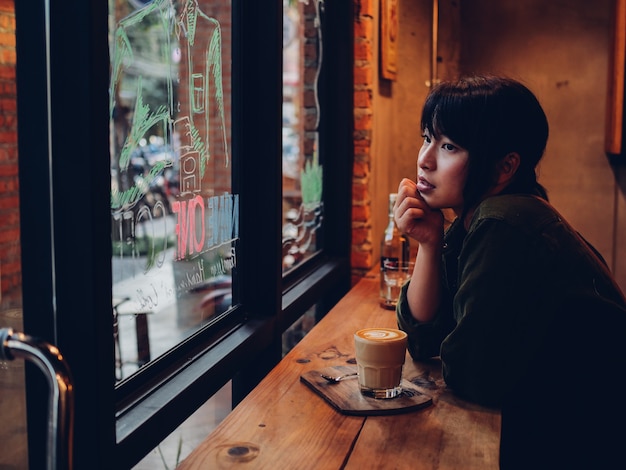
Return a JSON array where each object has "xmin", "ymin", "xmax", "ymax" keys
[{"xmin": 354, "ymin": 327, "xmax": 408, "ymax": 399}]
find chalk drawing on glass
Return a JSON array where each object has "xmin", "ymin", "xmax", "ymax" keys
[
  {"xmin": 111, "ymin": 0, "xmax": 229, "ymax": 214},
  {"xmin": 109, "ymin": 0, "xmax": 235, "ymax": 380}
]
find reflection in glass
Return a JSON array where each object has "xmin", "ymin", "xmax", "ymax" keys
[
  {"xmin": 109, "ymin": 0, "xmax": 235, "ymax": 381},
  {"xmin": 282, "ymin": 0, "xmax": 324, "ymax": 273}
]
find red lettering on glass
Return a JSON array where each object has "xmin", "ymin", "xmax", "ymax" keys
[{"xmin": 172, "ymin": 195, "xmax": 206, "ymax": 259}]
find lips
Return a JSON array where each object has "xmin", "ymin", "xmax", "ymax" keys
[{"xmin": 417, "ymin": 176, "xmax": 435, "ymax": 192}]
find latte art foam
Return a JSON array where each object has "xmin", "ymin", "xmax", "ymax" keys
[{"xmin": 356, "ymin": 328, "xmax": 405, "ymax": 342}]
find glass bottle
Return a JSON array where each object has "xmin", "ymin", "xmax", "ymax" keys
[{"xmin": 380, "ymin": 193, "xmax": 410, "ymax": 309}]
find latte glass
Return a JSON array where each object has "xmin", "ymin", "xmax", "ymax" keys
[{"xmin": 354, "ymin": 327, "xmax": 408, "ymax": 399}]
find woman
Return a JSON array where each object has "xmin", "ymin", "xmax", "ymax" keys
[{"xmin": 394, "ymin": 75, "xmax": 626, "ymax": 468}]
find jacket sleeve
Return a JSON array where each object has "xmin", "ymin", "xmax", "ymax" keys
[
  {"xmin": 396, "ymin": 272, "xmax": 456, "ymax": 361},
  {"xmin": 440, "ymin": 218, "xmax": 551, "ymax": 407}
]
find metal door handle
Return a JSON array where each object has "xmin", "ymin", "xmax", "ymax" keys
[{"xmin": 0, "ymin": 328, "xmax": 74, "ymax": 470}]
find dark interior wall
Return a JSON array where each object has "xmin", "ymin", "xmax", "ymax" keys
[
  {"xmin": 458, "ymin": 0, "xmax": 625, "ymax": 287},
  {"xmin": 370, "ymin": 0, "xmax": 433, "ymax": 258},
  {"xmin": 370, "ymin": 0, "xmax": 626, "ymax": 291}
]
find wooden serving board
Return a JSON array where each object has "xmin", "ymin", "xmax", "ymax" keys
[{"xmin": 300, "ymin": 365, "xmax": 433, "ymax": 416}]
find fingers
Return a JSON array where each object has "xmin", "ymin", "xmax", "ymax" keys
[
  {"xmin": 393, "ymin": 178, "xmax": 444, "ymax": 247},
  {"xmin": 394, "ymin": 181, "xmax": 428, "ymax": 233},
  {"xmin": 396, "ymin": 178, "xmax": 418, "ymax": 201},
  {"xmin": 395, "ymin": 178, "xmax": 428, "ymax": 215}
]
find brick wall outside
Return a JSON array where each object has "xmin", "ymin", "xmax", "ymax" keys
[
  {"xmin": 178, "ymin": 0, "xmax": 232, "ymax": 196},
  {"xmin": 351, "ymin": 0, "xmax": 375, "ymax": 283},
  {"xmin": 0, "ymin": 0, "xmax": 21, "ymax": 299}
]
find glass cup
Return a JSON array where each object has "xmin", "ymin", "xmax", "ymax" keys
[
  {"xmin": 354, "ymin": 327, "xmax": 408, "ymax": 399},
  {"xmin": 380, "ymin": 261, "xmax": 414, "ymax": 309}
]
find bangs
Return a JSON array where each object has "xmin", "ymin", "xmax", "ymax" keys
[{"xmin": 420, "ymin": 84, "xmax": 481, "ymax": 149}]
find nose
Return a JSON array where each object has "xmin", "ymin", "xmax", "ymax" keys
[{"xmin": 418, "ymin": 144, "xmax": 434, "ymax": 171}]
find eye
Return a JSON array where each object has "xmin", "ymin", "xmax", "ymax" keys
[
  {"xmin": 442, "ymin": 143, "xmax": 456, "ymax": 151},
  {"xmin": 421, "ymin": 134, "xmax": 431, "ymax": 144}
]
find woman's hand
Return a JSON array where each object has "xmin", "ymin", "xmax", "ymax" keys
[{"xmin": 394, "ymin": 178, "xmax": 444, "ymax": 249}]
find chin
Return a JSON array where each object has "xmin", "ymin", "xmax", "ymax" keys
[
  {"xmin": 441, "ymin": 208, "xmax": 458, "ymax": 222},
  {"xmin": 421, "ymin": 194, "xmax": 442, "ymax": 209}
]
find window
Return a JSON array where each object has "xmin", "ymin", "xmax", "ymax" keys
[
  {"xmin": 14, "ymin": 1, "xmax": 352, "ymax": 467},
  {"xmin": 282, "ymin": 0, "xmax": 324, "ymax": 273},
  {"xmin": 109, "ymin": 0, "xmax": 236, "ymax": 383}
]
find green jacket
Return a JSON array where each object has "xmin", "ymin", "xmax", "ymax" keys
[{"xmin": 397, "ymin": 194, "xmax": 626, "ymax": 408}]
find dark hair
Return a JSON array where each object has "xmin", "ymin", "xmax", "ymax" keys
[{"xmin": 421, "ymin": 75, "xmax": 549, "ymax": 214}]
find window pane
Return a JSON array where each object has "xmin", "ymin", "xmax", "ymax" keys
[
  {"xmin": 282, "ymin": 0, "xmax": 324, "ymax": 272},
  {"xmin": 109, "ymin": 0, "xmax": 235, "ymax": 381},
  {"xmin": 133, "ymin": 381, "xmax": 231, "ymax": 468},
  {"xmin": 282, "ymin": 304, "xmax": 318, "ymax": 355}
]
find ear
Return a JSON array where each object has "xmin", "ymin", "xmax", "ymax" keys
[{"xmin": 496, "ymin": 152, "xmax": 520, "ymax": 186}]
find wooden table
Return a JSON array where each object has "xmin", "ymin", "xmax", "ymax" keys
[{"xmin": 178, "ymin": 272, "xmax": 501, "ymax": 469}]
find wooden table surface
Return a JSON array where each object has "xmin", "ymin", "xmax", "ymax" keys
[{"xmin": 178, "ymin": 272, "xmax": 501, "ymax": 469}]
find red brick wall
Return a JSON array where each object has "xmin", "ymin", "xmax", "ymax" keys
[
  {"xmin": 0, "ymin": 0, "xmax": 21, "ymax": 298},
  {"xmin": 177, "ymin": 0, "xmax": 232, "ymax": 196},
  {"xmin": 352, "ymin": 0, "xmax": 375, "ymax": 283}
]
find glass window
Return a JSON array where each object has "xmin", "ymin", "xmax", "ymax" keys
[
  {"xmin": 282, "ymin": 0, "xmax": 324, "ymax": 273},
  {"xmin": 15, "ymin": 0, "xmax": 352, "ymax": 466},
  {"xmin": 109, "ymin": 0, "xmax": 236, "ymax": 381}
]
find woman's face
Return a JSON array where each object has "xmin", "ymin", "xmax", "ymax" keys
[{"xmin": 416, "ymin": 129, "xmax": 469, "ymax": 215}]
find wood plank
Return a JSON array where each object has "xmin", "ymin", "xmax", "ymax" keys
[
  {"xmin": 178, "ymin": 274, "xmax": 382, "ymax": 469},
  {"xmin": 345, "ymin": 385, "xmax": 500, "ymax": 469},
  {"xmin": 606, "ymin": 0, "xmax": 626, "ymax": 155},
  {"xmin": 178, "ymin": 360, "xmax": 363, "ymax": 468},
  {"xmin": 178, "ymin": 272, "xmax": 501, "ymax": 469}
]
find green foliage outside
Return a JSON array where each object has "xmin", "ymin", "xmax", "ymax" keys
[{"xmin": 301, "ymin": 153, "xmax": 323, "ymax": 209}]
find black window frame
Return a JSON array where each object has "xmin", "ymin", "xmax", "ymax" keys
[{"xmin": 15, "ymin": 1, "xmax": 353, "ymax": 468}]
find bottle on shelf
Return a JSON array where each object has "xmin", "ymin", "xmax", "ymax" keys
[{"xmin": 380, "ymin": 193, "xmax": 410, "ymax": 309}]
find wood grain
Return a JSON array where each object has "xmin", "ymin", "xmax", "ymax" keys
[
  {"xmin": 178, "ymin": 273, "xmax": 501, "ymax": 469},
  {"xmin": 606, "ymin": 0, "xmax": 626, "ymax": 155}
]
